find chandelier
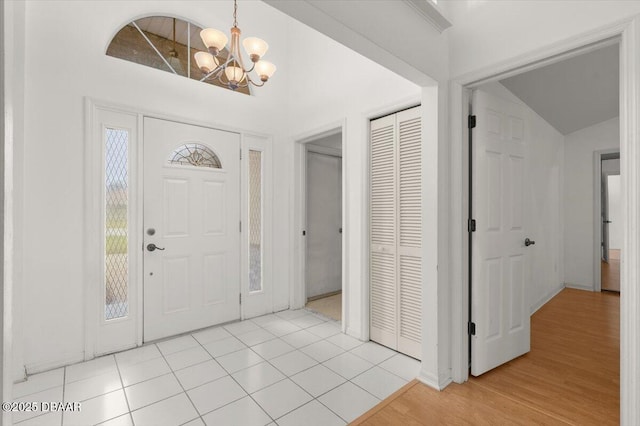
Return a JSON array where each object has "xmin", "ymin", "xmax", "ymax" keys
[{"xmin": 194, "ymin": 0, "xmax": 276, "ymax": 91}]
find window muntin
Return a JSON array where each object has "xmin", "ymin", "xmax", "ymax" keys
[
  {"xmin": 249, "ymin": 150, "xmax": 263, "ymax": 292},
  {"xmin": 105, "ymin": 128, "xmax": 130, "ymax": 320},
  {"xmin": 169, "ymin": 143, "xmax": 222, "ymax": 169}
]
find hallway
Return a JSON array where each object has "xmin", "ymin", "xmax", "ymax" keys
[{"xmin": 354, "ymin": 289, "xmax": 620, "ymax": 425}]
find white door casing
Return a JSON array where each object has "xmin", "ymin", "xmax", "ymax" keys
[
  {"xmin": 306, "ymin": 151, "xmax": 342, "ymax": 300},
  {"xmin": 91, "ymin": 107, "xmax": 140, "ymax": 356},
  {"xmin": 143, "ymin": 117, "xmax": 240, "ymax": 341},
  {"xmin": 471, "ymin": 90, "xmax": 530, "ymax": 376}
]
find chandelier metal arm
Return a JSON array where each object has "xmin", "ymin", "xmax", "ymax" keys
[{"xmin": 195, "ymin": 0, "xmax": 276, "ymax": 91}]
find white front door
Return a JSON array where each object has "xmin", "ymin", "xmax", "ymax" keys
[
  {"xmin": 471, "ymin": 90, "xmax": 530, "ymax": 376},
  {"xmin": 143, "ymin": 117, "xmax": 240, "ymax": 342}
]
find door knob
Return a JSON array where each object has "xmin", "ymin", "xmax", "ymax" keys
[
  {"xmin": 147, "ymin": 243, "xmax": 165, "ymax": 252},
  {"xmin": 524, "ymin": 238, "xmax": 535, "ymax": 247}
]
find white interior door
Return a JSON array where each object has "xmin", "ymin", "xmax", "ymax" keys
[
  {"xmin": 306, "ymin": 151, "xmax": 342, "ymax": 300},
  {"xmin": 471, "ymin": 90, "xmax": 530, "ymax": 376},
  {"xmin": 143, "ymin": 117, "xmax": 240, "ymax": 341}
]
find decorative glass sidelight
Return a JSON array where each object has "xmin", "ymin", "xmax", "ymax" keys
[
  {"xmin": 105, "ymin": 128, "xmax": 130, "ymax": 320},
  {"xmin": 249, "ymin": 150, "xmax": 263, "ymax": 292}
]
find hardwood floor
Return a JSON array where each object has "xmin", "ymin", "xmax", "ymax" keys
[
  {"xmin": 352, "ymin": 289, "xmax": 620, "ymax": 425},
  {"xmin": 306, "ymin": 292, "xmax": 342, "ymax": 321},
  {"xmin": 602, "ymin": 249, "xmax": 620, "ymax": 292}
]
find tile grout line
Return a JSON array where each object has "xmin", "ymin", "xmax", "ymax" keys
[
  {"xmin": 114, "ymin": 352, "xmax": 136, "ymax": 426},
  {"xmin": 191, "ymin": 333, "xmax": 277, "ymax": 424},
  {"xmin": 156, "ymin": 343, "xmax": 205, "ymax": 426},
  {"xmin": 60, "ymin": 366, "xmax": 66, "ymax": 426}
]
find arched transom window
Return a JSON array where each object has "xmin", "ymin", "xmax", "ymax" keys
[
  {"xmin": 106, "ymin": 15, "xmax": 250, "ymax": 95},
  {"xmin": 168, "ymin": 143, "xmax": 222, "ymax": 169}
]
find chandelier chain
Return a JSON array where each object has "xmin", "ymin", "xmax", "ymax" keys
[{"xmin": 233, "ymin": 0, "xmax": 238, "ymax": 28}]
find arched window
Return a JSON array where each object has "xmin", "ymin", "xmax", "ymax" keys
[
  {"xmin": 106, "ymin": 16, "xmax": 250, "ymax": 95},
  {"xmin": 168, "ymin": 143, "xmax": 222, "ymax": 169}
]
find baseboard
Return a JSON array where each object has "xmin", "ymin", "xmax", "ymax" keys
[
  {"xmin": 25, "ymin": 352, "xmax": 85, "ymax": 376},
  {"xmin": 564, "ymin": 282, "xmax": 595, "ymax": 292},
  {"xmin": 418, "ymin": 369, "xmax": 451, "ymax": 390},
  {"xmin": 530, "ymin": 283, "xmax": 565, "ymax": 315},
  {"xmin": 346, "ymin": 326, "xmax": 364, "ymax": 340},
  {"xmin": 307, "ymin": 290, "xmax": 341, "ymax": 302}
]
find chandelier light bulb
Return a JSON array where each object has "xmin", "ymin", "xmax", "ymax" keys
[
  {"xmin": 255, "ymin": 60, "xmax": 276, "ymax": 81},
  {"xmin": 225, "ymin": 64, "xmax": 245, "ymax": 84},
  {"xmin": 242, "ymin": 37, "xmax": 269, "ymax": 62},
  {"xmin": 200, "ymin": 28, "xmax": 228, "ymax": 56},
  {"xmin": 194, "ymin": 51, "xmax": 219, "ymax": 74}
]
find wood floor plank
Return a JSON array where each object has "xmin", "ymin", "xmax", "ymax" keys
[{"xmin": 352, "ymin": 289, "xmax": 619, "ymax": 425}]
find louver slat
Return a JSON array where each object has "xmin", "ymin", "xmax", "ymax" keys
[
  {"xmin": 370, "ymin": 124, "xmax": 395, "ymax": 246},
  {"xmin": 399, "ymin": 255, "xmax": 422, "ymax": 343},
  {"xmin": 399, "ymin": 117, "xmax": 422, "ymax": 249}
]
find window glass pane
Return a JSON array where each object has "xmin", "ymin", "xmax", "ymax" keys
[
  {"xmin": 105, "ymin": 128, "xmax": 129, "ymax": 320},
  {"xmin": 169, "ymin": 143, "xmax": 222, "ymax": 168},
  {"xmin": 249, "ymin": 150, "xmax": 263, "ymax": 292}
]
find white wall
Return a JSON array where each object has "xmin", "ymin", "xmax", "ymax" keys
[
  {"xmin": 479, "ymin": 82, "xmax": 565, "ymax": 312},
  {"xmin": 608, "ymin": 175, "xmax": 622, "ymax": 250},
  {"xmin": 448, "ymin": 1, "xmax": 640, "ymax": 78},
  {"xmin": 14, "ymin": 0, "xmax": 423, "ymax": 374},
  {"xmin": 564, "ymin": 117, "xmax": 619, "ymax": 289},
  {"xmin": 284, "ymin": 16, "xmax": 422, "ymax": 338},
  {"xmin": 19, "ymin": 0, "xmax": 290, "ymax": 373}
]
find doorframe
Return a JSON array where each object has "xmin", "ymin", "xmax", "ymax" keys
[
  {"xmin": 593, "ymin": 149, "xmax": 621, "ymax": 292},
  {"xmin": 292, "ymin": 122, "xmax": 346, "ymax": 326},
  {"xmin": 84, "ymin": 97, "xmax": 273, "ymax": 358},
  {"xmin": 449, "ymin": 16, "xmax": 640, "ymax": 423}
]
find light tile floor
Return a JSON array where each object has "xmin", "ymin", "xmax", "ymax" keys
[{"xmin": 13, "ymin": 310, "xmax": 421, "ymax": 426}]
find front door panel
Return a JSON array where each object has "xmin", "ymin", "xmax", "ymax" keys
[{"xmin": 143, "ymin": 117, "xmax": 240, "ymax": 341}]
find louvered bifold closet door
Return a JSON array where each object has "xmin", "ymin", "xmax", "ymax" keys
[
  {"xmin": 396, "ymin": 107, "xmax": 422, "ymax": 359},
  {"xmin": 370, "ymin": 106, "xmax": 422, "ymax": 360},
  {"xmin": 369, "ymin": 114, "xmax": 398, "ymax": 350}
]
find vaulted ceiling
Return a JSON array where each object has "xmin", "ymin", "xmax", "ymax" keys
[{"xmin": 500, "ymin": 44, "xmax": 619, "ymax": 135}]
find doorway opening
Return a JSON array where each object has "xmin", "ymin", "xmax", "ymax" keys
[
  {"xmin": 463, "ymin": 37, "xmax": 622, "ymax": 421},
  {"xmin": 598, "ymin": 152, "xmax": 621, "ymax": 292},
  {"xmin": 303, "ymin": 133, "xmax": 343, "ymax": 322}
]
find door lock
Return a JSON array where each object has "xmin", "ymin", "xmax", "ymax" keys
[
  {"xmin": 147, "ymin": 243, "xmax": 165, "ymax": 252},
  {"xmin": 524, "ymin": 238, "xmax": 536, "ymax": 247}
]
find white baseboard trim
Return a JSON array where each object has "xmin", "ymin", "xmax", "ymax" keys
[
  {"xmin": 25, "ymin": 352, "xmax": 85, "ymax": 376},
  {"xmin": 530, "ymin": 283, "xmax": 565, "ymax": 315},
  {"xmin": 564, "ymin": 282, "xmax": 595, "ymax": 292},
  {"xmin": 418, "ymin": 369, "xmax": 453, "ymax": 390},
  {"xmin": 346, "ymin": 326, "xmax": 364, "ymax": 340}
]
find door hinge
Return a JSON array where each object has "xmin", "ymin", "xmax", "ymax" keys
[
  {"xmin": 239, "ymin": 221, "xmax": 242, "ymax": 232},
  {"xmin": 468, "ymin": 115, "xmax": 477, "ymax": 129},
  {"xmin": 468, "ymin": 322, "xmax": 476, "ymax": 336},
  {"xmin": 240, "ymin": 148, "xmax": 242, "ymax": 160},
  {"xmin": 468, "ymin": 219, "xmax": 476, "ymax": 233},
  {"xmin": 239, "ymin": 293, "xmax": 242, "ymax": 304}
]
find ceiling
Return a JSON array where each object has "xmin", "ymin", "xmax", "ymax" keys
[{"xmin": 500, "ymin": 44, "xmax": 619, "ymax": 135}]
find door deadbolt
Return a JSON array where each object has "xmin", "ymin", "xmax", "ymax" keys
[
  {"xmin": 147, "ymin": 228, "xmax": 156, "ymax": 236},
  {"xmin": 147, "ymin": 243, "xmax": 165, "ymax": 252}
]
